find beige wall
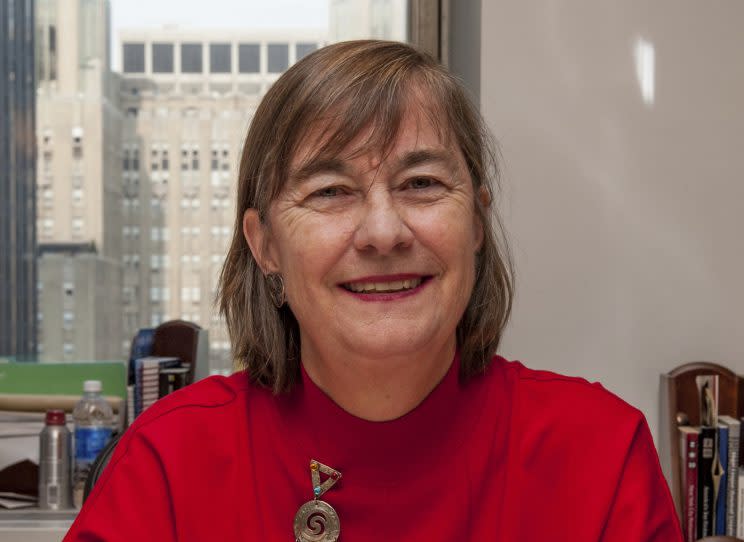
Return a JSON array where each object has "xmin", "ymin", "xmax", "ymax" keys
[{"xmin": 468, "ymin": 0, "xmax": 744, "ymax": 443}]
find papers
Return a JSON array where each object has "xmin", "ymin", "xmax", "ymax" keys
[{"xmin": 0, "ymin": 492, "xmax": 36, "ymax": 510}]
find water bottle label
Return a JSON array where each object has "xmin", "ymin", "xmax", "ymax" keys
[{"xmin": 75, "ymin": 427, "xmax": 112, "ymax": 463}]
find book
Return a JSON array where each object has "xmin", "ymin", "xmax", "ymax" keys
[
  {"xmin": 697, "ymin": 426, "xmax": 717, "ymax": 538},
  {"xmin": 738, "ymin": 467, "xmax": 744, "ymax": 538},
  {"xmin": 679, "ymin": 426, "xmax": 700, "ymax": 542},
  {"xmin": 134, "ymin": 356, "xmax": 180, "ymax": 418},
  {"xmin": 127, "ymin": 328, "xmax": 155, "ymax": 385},
  {"xmin": 716, "ymin": 423, "xmax": 729, "ymax": 534},
  {"xmin": 719, "ymin": 415, "xmax": 740, "ymax": 535}
]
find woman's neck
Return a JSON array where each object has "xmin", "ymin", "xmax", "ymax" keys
[{"xmin": 299, "ymin": 336, "xmax": 456, "ymax": 422}]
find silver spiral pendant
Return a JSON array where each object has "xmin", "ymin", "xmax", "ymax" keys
[{"xmin": 293, "ymin": 499, "xmax": 341, "ymax": 542}]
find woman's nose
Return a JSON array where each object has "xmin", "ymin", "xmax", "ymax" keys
[{"xmin": 352, "ymin": 192, "xmax": 414, "ymax": 255}]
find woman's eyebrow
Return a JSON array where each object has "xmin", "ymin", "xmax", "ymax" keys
[
  {"xmin": 289, "ymin": 158, "xmax": 349, "ymax": 184},
  {"xmin": 395, "ymin": 149, "xmax": 458, "ymax": 171}
]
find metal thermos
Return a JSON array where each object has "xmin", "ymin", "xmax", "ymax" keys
[{"xmin": 38, "ymin": 409, "xmax": 73, "ymax": 509}]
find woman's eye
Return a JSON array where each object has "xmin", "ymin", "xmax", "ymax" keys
[
  {"xmin": 406, "ymin": 177, "xmax": 438, "ymax": 190},
  {"xmin": 312, "ymin": 186, "xmax": 343, "ymax": 198}
]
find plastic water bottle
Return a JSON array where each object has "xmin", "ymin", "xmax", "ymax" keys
[
  {"xmin": 72, "ymin": 380, "xmax": 113, "ymax": 507},
  {"xmin": 38, "ymin": 409, "xmax": 73, "ymax": 509}
]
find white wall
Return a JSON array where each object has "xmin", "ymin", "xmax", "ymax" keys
[{"xmin": 460, "ymin": 0, "xmax": 744, "ymax": 443}]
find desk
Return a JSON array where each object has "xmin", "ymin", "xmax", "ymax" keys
[{"xmin": 0, "ymin": 509, "xmax": 75, "ymax": 541}]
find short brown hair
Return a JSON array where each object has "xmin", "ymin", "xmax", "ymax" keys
[{"xmin": 217, "ymin": 40, "xmax": 513, "ymax": 392}]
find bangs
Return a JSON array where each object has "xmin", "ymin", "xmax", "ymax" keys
[{"xmin": 268, "ymin": 55, "xmax": 454, "ymax": 198}]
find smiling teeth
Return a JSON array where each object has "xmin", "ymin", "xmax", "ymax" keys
[{"xmin": 345, "ymin": 278, "xmax": 423, "ymax": 293}]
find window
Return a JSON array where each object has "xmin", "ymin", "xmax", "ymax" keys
[
  {"xmin": 182, "ymin": 287, "xmax": 201, "ymax": 303},
  {"xmin": 267, "ymin": 43, "xmax": 289, "ymax": 73},
  {"xmin": 238, "ymin": 43, "xmax": 260, "ymax": 73},
  {"xmin": 161, "ymin": 150, "xmax": 169, "ymax": 171},
  {"xmin": 72, "ymin": 218, "xmax": 83, "ymax": 232},
  {"xmin": 123, "ymin": 42, "xmax": 145, "ymax": 73},
  {"xmin": 211, "ymin": 149, "xmax": 219, "ymax": 171},
  {"xmin": 191, "ymin": 149, "xmax": 199, "ymax": 170},
  {"xmin": 63, "ymin": 310, "xmax": 74, "ymax": 328},
  {"xmin": 181, "ymin": 43, "xmax": 203, "ymax": 73},
  {"xmin": 152, "ymin": 42, "xmax": 174, "ymax": 73},
  {"xmin": 63, "ymin": 343, "xmax": 74, "ymax": 355},
  {"xmin": 210, "ymin": 43, "xmax": 231, "ymax": 73},
  {"xmin": 296, "ymin": 42, "xmax": 317, "ymax": 60},
  {"xmin": 123, "ymin": 149, "xmax": 130, "ymax": 171}
]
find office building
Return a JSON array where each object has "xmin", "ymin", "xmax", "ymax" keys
[
  {"xmin": 118, "ymin": 28, "xmax": 326, "ymax": 372},
  {"xmin": 0, "ymin": 0, "xmax": 37, "ymax": 359},
  {"xmin": 35, "ymin": 0, "xmax": 123, "ymax": 360},
  {"xmin": 329, "ymin": 0, "xmax": 408, "ymax": 42}
]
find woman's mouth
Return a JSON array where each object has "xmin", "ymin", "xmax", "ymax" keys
[{"xmin": 342, "ymin": 277, "xmax": 424, "ymax": 293}]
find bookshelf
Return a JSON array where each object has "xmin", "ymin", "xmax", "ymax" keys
[{"xmin": 660, "ymin": 362, "xmax": 744, "ymax": 542}]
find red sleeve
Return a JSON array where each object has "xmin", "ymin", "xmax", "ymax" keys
[
  {"xmin": 600, "ymin": 417, "xmax": 684, "ymax": 542},
  {"xmin": 63, "ymin": 430, "xmax": 176, "ymax": 542}
]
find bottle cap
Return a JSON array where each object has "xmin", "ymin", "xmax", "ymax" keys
[
  {"xmin": 83, "ymin": 380, "xmax": 102, "ymax": 393},
  {"xmin": 45, "ymin": 410, "xmax": 66, "ymax": 425}
]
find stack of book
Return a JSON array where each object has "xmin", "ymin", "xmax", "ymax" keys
[
  {"xmin": 133, "ymin": 356, "xmax": 182, "ymax": 418},
  {"xmin": 679, "ymin": 416, "xmax": 742, "ymax": 540}
]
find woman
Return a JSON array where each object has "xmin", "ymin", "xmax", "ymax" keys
[{"xmin": 65, "ymin": 41, "xmax": 682, "ymax": 541}]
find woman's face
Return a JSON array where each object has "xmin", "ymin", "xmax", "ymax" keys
[{"xmin": 246, "ymin": 102, "xmax": 484, "ymax": 366}]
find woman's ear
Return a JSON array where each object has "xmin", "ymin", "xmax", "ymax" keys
[
  {"xmin": 478, "ymin": 186, "xmax": 492, "ymax": 208},
  {"xmin": 243, "ymin": 209, "xmax": 280, "ymax": 274}
]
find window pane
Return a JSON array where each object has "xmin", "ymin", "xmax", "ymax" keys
[
  {"xmin": 267, "ymin": 43, "xmax": 288, "ymax": 73},
  {"xmin": 296, "ymin": 42, "xmax": 317, "ymax": 60},
  {"xmin": 152, "ymin": 42, "xmax": 174, "ymax": 73},
  {"xmin": 210, "ymin": 43, "xmax": 231, "ymax": 73},
  {"xmin": 123, "ymin": 42, "xmax": 145, "ymax": 73},
  {"xmin": 238, "ymin": 43, "xmax": 260, "ymax": 73},
  {"xmin": 181, "ymin": 43, "xmax": 203, "ymax": 73}
]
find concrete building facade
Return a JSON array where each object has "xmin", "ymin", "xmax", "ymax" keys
[
  {"xmin": 117, "ymin": 28, "xmax": 326, "ymax": 372},
  {"xmin": 329, "ymin": 0, "xmax": 408, "ymax": 42},
  {"xmin": 35, "ymin": 0, "xmax": 123, "ymax": 360},
  {"xmin": 0, "ymin": 0, "xmax": 37, "ymax": 358}
]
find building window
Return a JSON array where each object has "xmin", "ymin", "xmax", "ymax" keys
[
  {"xmin": 211, "ymin": 149, "xmax": 219, "ymax": 171},
  {"xmin": 49, "ymin": 25, "xmax": 58, "ymax": 80},
  {"xmin": 132, "ymin": 148, "xmax": 140, "ymax": 170},
  {"xmin": 63, "ymin": 343, "xmax": 74, "ymax": 355},
  {"xmin": 296, "ymin": 42, "xmax": 317, "ymax": 60},
  {"xmin": 123, "ymin": 42, "xmax": 145, "ymax": 73},
  {"xmin": 63, "ymin": 310, "xmax": 74, "ymax": 328},
  {"xmin": 238, "ymin": 43, "xmax": 260, "ymax": 73},
  {"xmin": 123, "ymin": 149, "xmax": 130, "ymax": 171},
  {"xmin": 72, "ymin": 135, "xmax": 83, "ymax": 159},
  {"xmin": 210, "ymin": 43, "xmax": 231, "ymax": 73},
  {"xmin": 152, "ymin": 42, "xmax": 174, "ymax": 73},
  {"xmin": 268, "ymin": 43, "xmax": 289, "ymax": 73},
  {"xmin": 181, "ymin": 43, "xmax": 203, "ymax": 73},
  {"xmin": 191, "ymin": 149, "xmax": 199, "ymax": 170},
  {"xmin": 161, "ymin": 150, "xmax": 169, "ymax": 171}
]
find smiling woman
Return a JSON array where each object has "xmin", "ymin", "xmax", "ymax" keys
[{"xmin": 64, "ymin": 41, "xmax": 683, "ymax": 542}]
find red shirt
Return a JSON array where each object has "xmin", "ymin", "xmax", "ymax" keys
[{"xmin": 64, "ymin": 355, "xmax": 683, "ymax": 541}]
